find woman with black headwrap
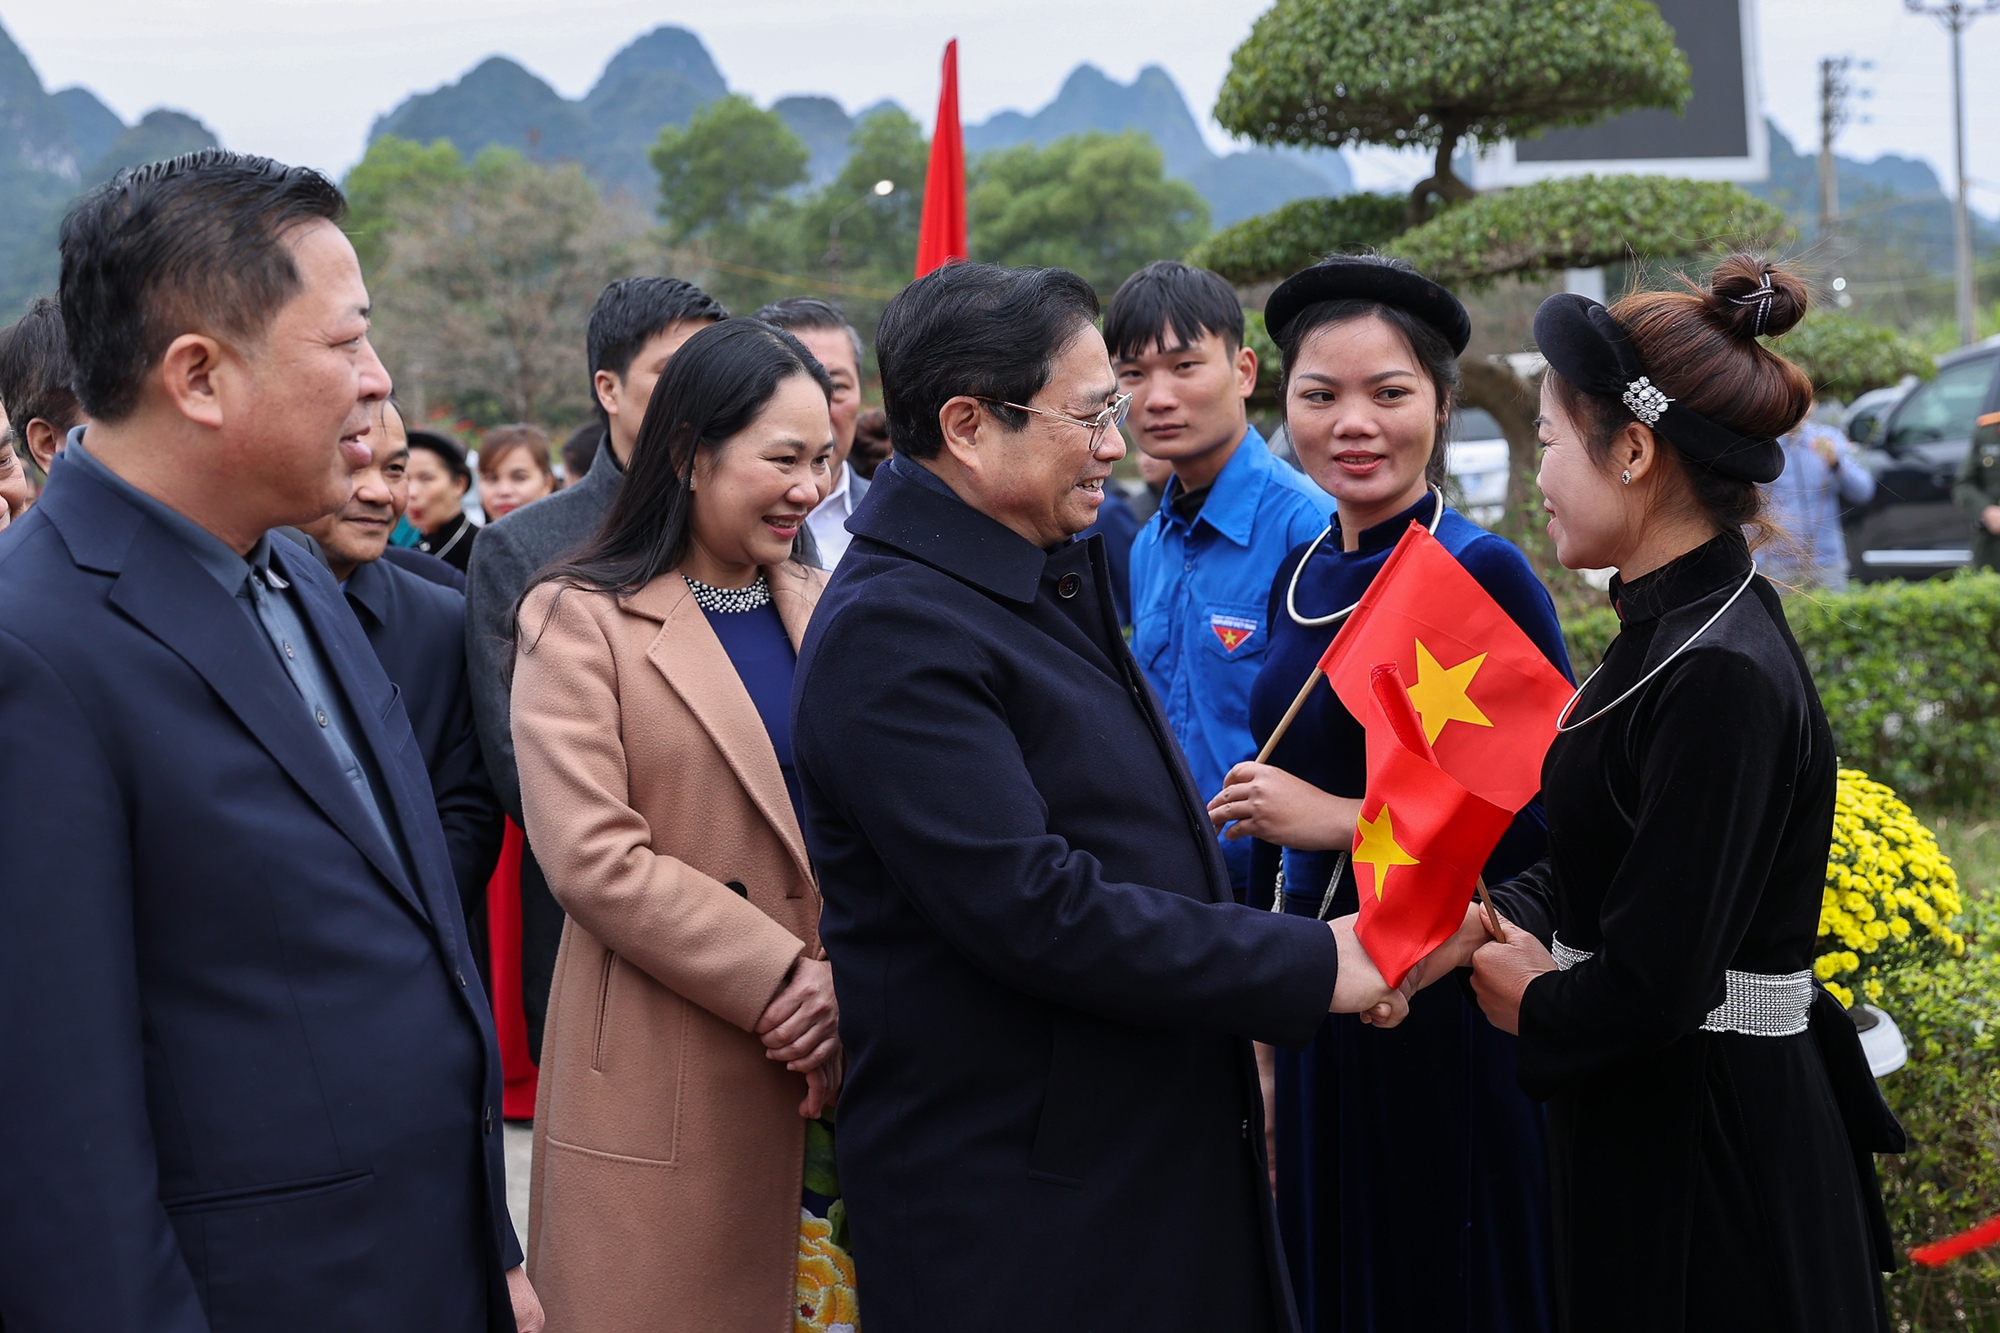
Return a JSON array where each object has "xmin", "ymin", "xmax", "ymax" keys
[
  {"xmin": 1208, "ymin": 256, "xmax": 1568, "ymax": 1332},
  {"xmin": 1417, "ymin": 256, "xmax": 1900, "ymax": 1330}
]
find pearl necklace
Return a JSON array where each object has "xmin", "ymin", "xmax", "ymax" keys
[{"xmin": 684, "ymin": 573, "xmax": 771, "ymax": 614}]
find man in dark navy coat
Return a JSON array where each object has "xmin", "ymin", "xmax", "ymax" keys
[
  {"xmin": 295, "ymin": 398, "xmax": 504, "ymax": 956},
  {"xmin": 0, "ymin": 152, "xmax": 539, "ymax": 1330},
  {"xmin": 791, "ymin": 263, "xmax": 1402, "ymax": 1333}
]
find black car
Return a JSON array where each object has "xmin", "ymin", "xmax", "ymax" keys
[{"xmin": 1843, "ymin": 338, "xmax": 2000, "ymax": 582}]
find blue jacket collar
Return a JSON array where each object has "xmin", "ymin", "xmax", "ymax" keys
[
  {"xmin": 848, "ymin": 455, "xmax": 1052, "ymax": 603},
  {"xmin": 340, "ymin": 554, "xmax": 397, "ymax": 625},
  {"xmin": 1155, "ymin": 425, "xmax": 1272, "ymax": 546}
]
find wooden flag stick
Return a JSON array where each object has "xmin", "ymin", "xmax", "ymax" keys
[
  {"xmin": 1476, "ymin": 876, "xmax": 1508, "ymax": 943},
  {"xmin": 1255, "ymin": 667, "xmax": 1323, "ymax": 764}
]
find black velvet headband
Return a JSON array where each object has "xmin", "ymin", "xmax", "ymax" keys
[
  {"xmin": 1264, "ymin": 258, "xmax": 1472, "ymax": 356},
  {"xmin": 1532, "ymin": 292, "xmax": 1783, "ymax": 484}
]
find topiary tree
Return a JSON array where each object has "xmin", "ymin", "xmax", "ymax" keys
[
  {"xmin": 1770, "ymin": 312, "xmax": 1937, "ymax": 402},
  {"xmin": 1187, "ymin": 192, "xmax": 1408, "ymax": 286},
  {"xmin": 1214, "ymin": 0, "xmax": 1691, "ymax": 224},
  {"xmin": 1380, "ymin": 176, "xmax": 1791, "ymax": 573},
  {"xmin": 1385, "ymin": 174, "xmax": 1790, "ymax": 288}
]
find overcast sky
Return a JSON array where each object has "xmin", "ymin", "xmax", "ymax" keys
[{"xmin": 10, "ymin": 0, "xmax": 1998, "ymax": 215}]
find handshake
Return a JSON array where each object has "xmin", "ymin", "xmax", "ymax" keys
[{"xmin": 1324, "ymin": 903, "xmax": 1557, "ymax": 1034}]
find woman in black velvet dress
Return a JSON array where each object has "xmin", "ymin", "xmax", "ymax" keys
[{"xmin": 1414, "ymin": 256, "xmax": 1901, "ymax": 1331}]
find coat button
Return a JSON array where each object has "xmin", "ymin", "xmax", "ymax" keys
[
  {"xmin": 457, "ymin": 969, "xmax": 467, "ymax": 988},
  {"xmin": 484, "ymin": 1105, "xmax": 494, "ymax": 1135},
  {"xmin": 1240, "ymin": 1118, "xmax": 1251, "ymax": 1140},
  {"xmin": 1057, "ymin": 573, "xmax": 1082, "ymax": 598}
]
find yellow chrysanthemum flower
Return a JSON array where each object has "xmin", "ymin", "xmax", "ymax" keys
[{"xmin": 1815, "ymin": 769, "xmax": 1964, "ymax": 1006}]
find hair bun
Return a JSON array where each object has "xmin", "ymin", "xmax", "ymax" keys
[{"xmin": 1707, "ymin": 253, "xmax": 1808, "ymax": 341}]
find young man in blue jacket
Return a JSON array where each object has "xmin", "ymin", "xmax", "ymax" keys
[{"xmin": 1114, "ymin": 262, "xmax": 1332, "ymax": 900}]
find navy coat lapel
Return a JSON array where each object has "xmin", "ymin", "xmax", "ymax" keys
[
  {"xmin": 272, "ymin": 539, "xmax": 468, "ymax": 946},
  {"xmin": 101, "ymin": 522, "xmax": 427, "ymax": 920}
]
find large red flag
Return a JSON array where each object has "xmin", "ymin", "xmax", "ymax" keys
[
  {"xmin": 1318, "ymin": 525, "xmax": 1572, "ymax": 814},
  {"xmin": 915, "ymin": 39, "xmax": 966, "ymax": 278},
  {"xmin": 1353, "ymin": 664, "xmax": 1516, "ymax": 988}
]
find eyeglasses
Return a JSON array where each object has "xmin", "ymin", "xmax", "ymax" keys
[{"xmin": 977, "ymin": 392, "xmax": 1131, "ymax": 456}]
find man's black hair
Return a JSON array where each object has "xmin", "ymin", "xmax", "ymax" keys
[
  {"xmin": 59, "ymin": 149, "xmax": 348, "ymax": 422},
  {"xmin": 1102, "ymin": 261, "xmax": 1244, "ymax": 362},
  {"xmin": 0, "ymin": 297, "xmax": 83, "ymax": 444},
  {"xmin": 752, "ymin": 296, "xmax": 863, "ymax": 363},
  {"xmin": 875, "ymin": 263, "xmax": 1099, "ymax": 461},
  {"xmin": 586, "ymin": 277, "xmax": 728, "ymax": 387}
]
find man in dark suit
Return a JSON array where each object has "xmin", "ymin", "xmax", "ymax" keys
[
  {"xmin": 790, "ymin": 262, "xmax": 1401, "ymax": 1333},
  {"xmin": 464, "ymin": 275, "xmax": 724, "ymax": 1059},
  {"xmin": 295, "ymin": 397, "xmax": 505, "ymax": 971},
  {"xmin": 0, "ymin": 151, "xmax": 538, "ymax": 1330}
]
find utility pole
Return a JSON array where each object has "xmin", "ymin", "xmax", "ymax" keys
[
  {"xmin": 1817, "ymin": 57, "xmax": 1854, "ymax": 245},
  {"xmin": 1906, "ymin": 0, "xmax": 2000, "ymax": 346}
]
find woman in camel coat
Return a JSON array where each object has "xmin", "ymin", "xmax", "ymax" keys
[{"xmin": 511, "ymin": 320, "xmax": 851, "ymax": 1333}]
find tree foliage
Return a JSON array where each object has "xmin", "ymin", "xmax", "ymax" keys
[
  {"xmin": 342, "ymin": 136, "xmax": 470, "ymax": 276},
  {"xmin": 1214, "ymin": 0, "xmax": 1690, "ymax": 219},
  {"xmin": 1387, "ymin": 175, "xmax": 1791, "ymax": 288},
  {"xmin": 367, "ymin": 145, "xmax": 644, "ymax": 427},
  {"xmin": 1770, "ymin": 311, "xmax": 1937, "ymax": 402},
  {"xmin": 651, "ymin": 94, "xmax": 808, "ymax": 240},
  {"xmin": 1186, "ymin": 192, "xmax": 1408, "ymax": 286},
  {"xmin": 969, "ymin": 131, "xmax": 1209, "ymax": 296}
]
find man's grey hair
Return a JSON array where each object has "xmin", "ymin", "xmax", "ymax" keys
[{"xmin": 752, "ymin": 296, "xmax": 863, "ymax": 365}]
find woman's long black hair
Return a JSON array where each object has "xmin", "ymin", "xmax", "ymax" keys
[{"xmin": 513, "ymin": 317, "xmax": 833, "ymax": 656}]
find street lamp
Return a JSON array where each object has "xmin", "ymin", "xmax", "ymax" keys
[
  {"xmin": 828, "ymin": 179, "xmax": 895, "ymax": 296},
  {"xmin": 1906, "ymin": 0, "xmax": 2000, "ymax": 346}
]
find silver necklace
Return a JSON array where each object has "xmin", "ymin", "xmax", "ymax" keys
[
  {"xmin": 1555, "ymin": 561, "xmax": 1759, "ymax": 732},
  {"xmin": 684, "ymin": 572, "xmax": 771, "ymax": 613},
  {"xmin": 1285, "ymin": 486, "xmax": 1447, "ymax": 628}
]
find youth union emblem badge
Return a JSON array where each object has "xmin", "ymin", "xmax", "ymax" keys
[{"xmin": 1211, "ymin": 615, "xmax": 1257, "ymax": 653}]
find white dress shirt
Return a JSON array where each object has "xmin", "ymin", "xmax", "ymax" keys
[{"xmin": 806, "ymin": 460, "xmax": 858, "ymax": 569}]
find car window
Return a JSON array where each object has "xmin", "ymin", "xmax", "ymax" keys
[
  {"xmin": 1887, "ymin": 358, "xmax": 1995, "ymax": 447},
  {"xmin": 1451, "ymin": 408, "xmax": 1503, "ymax": 441}
]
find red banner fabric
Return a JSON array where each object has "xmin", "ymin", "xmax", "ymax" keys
[
  {"xmin": 487, "ymin": 819, "xmax": 538, "ymax": 1120},
  {"xmin": 915, "ymin": 39, "xmax": 966, "ymax": 278}
]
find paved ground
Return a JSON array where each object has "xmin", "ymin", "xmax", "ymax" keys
[{"xmin": 504, "ymin": 1123, "xmax": 533, "ymax": 1249}]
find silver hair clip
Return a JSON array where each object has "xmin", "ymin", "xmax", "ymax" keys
[
  {"xmin": 1730, "ymin": 278, "xmax": 1777, "ymax": 337},
  {"xmin": 1622, "ymin": 376, "xmax": 1673, "ymax": 425}
]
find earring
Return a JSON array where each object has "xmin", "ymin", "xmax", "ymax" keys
[{"xmin": 1621, "ymin": 469, "xmax": 1632, "ymax": 485}]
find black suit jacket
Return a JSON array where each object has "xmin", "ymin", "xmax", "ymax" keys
[
  {"xmin": 0, "ymin": 459, "xmax": 519, "ymax": 1331},
  {"xmin": 791, "ymin": 459, "xmax": 1340, "ymax": 1333},
  {"xmin": 337, "ymin": 553, "xmax": 505, "ymax": 926}
]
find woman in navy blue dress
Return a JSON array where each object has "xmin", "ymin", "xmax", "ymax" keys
[{"xmin": 1207, "ymin": 258, "xmax": 1568, "ymax": 1332}]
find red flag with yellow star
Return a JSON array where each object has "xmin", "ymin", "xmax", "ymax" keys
[
  {"xmin": 1318, "ymin": 525, "xmax": 1571, "ymax": 813},
  {"xmin": 1353, "ymin": 663, "xmax": 1516, "ymax": 987}
]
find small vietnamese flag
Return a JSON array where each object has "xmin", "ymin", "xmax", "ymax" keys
[
  {"xmin": 914, "ymin": 40, "xmax": 966, "ymax": 278},
  {"xmin": 1353, "ymin": 663, "xmax": 1516, "ymax": 988},
  {"xmin": 1319, "ymin": 525, "xmax": 1571, "ymax": 814}
]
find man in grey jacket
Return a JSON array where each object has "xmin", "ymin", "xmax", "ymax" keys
[{"xmin": 464, "ymin": 276, "xmax": 725, "ymax": 1058}]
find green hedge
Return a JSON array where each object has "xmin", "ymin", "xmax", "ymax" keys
[
  {"xmin": 1876, "ymin": 897, "xmax": 2000, "ymax": 1326},
  {"xmin": 1562, "ymin": 571, "xmax": 2000, "ymax": 808}
]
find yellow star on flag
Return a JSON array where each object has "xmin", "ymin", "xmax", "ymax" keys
[
  {"xmin": 1405, "ymin": 638, "xmax": 1493, "ymax": 745},
  {"xmin": 1353, "ymin": 804, "xmax": 1420, "ymax": 900}
]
